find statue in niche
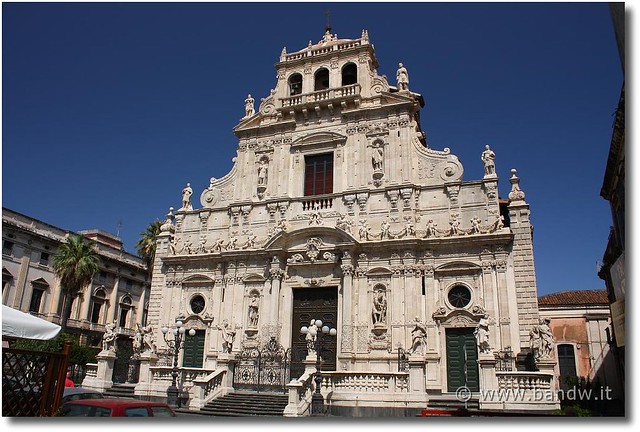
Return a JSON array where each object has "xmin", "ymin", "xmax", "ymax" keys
[
  {"xmin": 181, "ymin": 183, "xmax": 193, "ymax": 211},
  {"xmin": 474, "ymin": 315, "xmax": 491, "ymax": 354},
  {"xmin": 408, "ymin": 317, "xmax": 427, "ymax": 355},
  {"xmin": 244, "ymin": 94, "xmax": 255, "ymax": 117},
  {"xmin": 248, "ymin": 293, "xmax": 259, "ymax": 327},
  {"xmin": 219, "ymin": 320, "xmax": 236, "ymax": 354},
  {"xmin": 372, "ymin": 146, "xmax": 384, "ymax": 171},
  {"xmin": 530, "ymin": 318, "xmax": 554, "ymax": 361},
  {"xmin": 102, "ymin": 322, "xmax": 117, "ymax": 352},
  {"xmin": 396, "ymin": 63, "xmax": 409, "ymax": 91},
  {"xmin": 257, "ymin": 160, "xmax": 268, "ymax": 186},
  {"xmin": 482, "ymin": 145, "xmax": 496, "ymax": 177},
  {"xmin": 371, "ymin": 289, "xmax": 387, "ymax": 326}
]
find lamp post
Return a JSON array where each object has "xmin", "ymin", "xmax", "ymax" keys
[
  {"xmin": 300, "ymin": 319, "xmax": 337, "ymax": 416},
  {"xmin": 161, "ymin": 320, "xmax": 195, "ymax": 408}
]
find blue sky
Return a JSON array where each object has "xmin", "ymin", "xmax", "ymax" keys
[{"xmin": 2, "ymin": 2, "xmax": 623, "ymax": 296}]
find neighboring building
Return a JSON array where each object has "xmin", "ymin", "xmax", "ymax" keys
[
  {"xmin": 140, "ymin": 28, "xmax": 557, "ymax": 415},
  {"xmin": 2, "ymin": 207, "xmax": 149, "ymax": 371},
  {"xmin": 597, "ymin": 2, "xmax": 625, "ymax": 402},
  {"xmin": 538, "ymin": 290, "xmax": 621, "ymax": 397}
]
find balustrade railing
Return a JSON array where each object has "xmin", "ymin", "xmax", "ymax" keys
[
  {"xmin": 280, "ymin": 85, "xmax": 360, "ymax": 109},
  {"xmin": 322, "ymin": 371, "xmax": 410, "ymax": 393},
  {"xmin": 283, "ymin": 370, "xmax": 315, "ymax": 417}
]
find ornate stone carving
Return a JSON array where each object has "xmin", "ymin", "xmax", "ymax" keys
[{"xmin": 508, "ymin": 169, "xmax": 526, "ymax": 202}]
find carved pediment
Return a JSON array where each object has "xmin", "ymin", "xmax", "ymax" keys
[
  {"xmin": 435, "ymin": 261, "xmax": 481, "ymax": 275},
  {"xmin": 290, "ymin": 131, "xmax": 346, "ymax": 150}
]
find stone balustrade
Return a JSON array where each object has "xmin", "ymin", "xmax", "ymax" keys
[
  {"xmin": 280, "ymin": 85, "xmax": 360, "ymax": 109},
  {"xmin": 496, "ymin": 371, "xmax": 553, "ymax": 392},
  {"xmin": 190, "ymin": 369, "xmax": 226, "ymax": 409},
  {"xmin": 283, "ymin": 41, "xmax": 363, "ymax": 62},
  {"xmin": 322, "ymin": 371, "xmax": 410, "ymax": 393},
  {"xmin": 283, "ymin": 370, "xmax": 315, "ymax": 417}
]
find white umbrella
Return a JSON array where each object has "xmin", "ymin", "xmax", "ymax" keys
[{"xmin": 2, "ymin": 305, "xmax": 61, "ymax": 340}]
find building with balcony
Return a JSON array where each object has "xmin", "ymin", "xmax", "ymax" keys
[
  {"xmin": 141, "ymin": 28, "xmax": 557, "ymax": 415},
  {"xmin": 2, "ymin": 208, "xmax": 149, "ymax": 362}
]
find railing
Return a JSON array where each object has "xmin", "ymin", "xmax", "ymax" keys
[
  {"xmin": 281, "ymin": 85, "xmax": 360, "ymax": 109},
  {"xmin": 322, "ymin": 371, "xmax": 410, "ymax": 393},
  {"xmin": 301, "ymin": 195, "xmax": 334, "ymax": 211},
  {"xmin": 150, "ymin": 366, "xmax": 215, "ymax": 409},
  {"xmin": 190, "ymin": 369, "xmax": 226, "ymax": 410},
  {"xmin": 283, "ymin": 40, "xmax": 362, "ymax": 61},
  {"xmin": 283, "ymin": 370, "xmax": 315, "ymax": 417},
  {"xmin": 496, "ymin": 371, "xmax": 554, "ymax": 392}
]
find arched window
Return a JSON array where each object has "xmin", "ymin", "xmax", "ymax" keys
[
  {"xmin": 29, "ymin": 279, "xmax": 49, "ymax": 313},
  {"xmin": 90, "ymin": 288, "xmax": 107, "ymax": 324},
  {"xmin": 314, "ymin": 68, "xmax": 330, "ymax": 91},
  {"xmin": 341, "ymin": 63, "xmax": 357, "ymax": 86},
  {"xmin": 119, "ymin": 295, "xmax": 132, "ymax": 328},
  {"xmin": 289, "ymin": 73, "xmax": 303, "ymax": 96}
]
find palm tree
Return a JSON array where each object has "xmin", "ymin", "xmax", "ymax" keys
[
  {"xmin": 136, "ymin": 220, "xmax": 162, "ymax": 277},
  {"xmin": 53, "ymin": 235, "xmax": 100, "ymax": 331}
]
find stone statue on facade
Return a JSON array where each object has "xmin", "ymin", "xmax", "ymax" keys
[
  {"xmin": 248, "ymin": 293, "xmax": 259, "ymax": 327},
  {"xmin": 181, "ymin": 183, "xmax": 193, "ymax": 211},
  {"xmin": 133, "ymin": 323, "xmax": 143, "ymax": 354},
  {"xmin": 530, "ymin": 318, "xmax": 554, "ymax": 361},
  {"xmin": 482, "ymin": 145, "xmax": 496, "ymax": 177},
  {"xmin": 425, "ymin": 219, "xmax": 438, "ymax": 237},
  {"xmin": 358, "ymin": 220, "xmax": 371, "ymax": 241},
  {"xmin": 474, "ymin": 314, "xmax": 491, "ymax": 354},
  {"xmin": 335, "ymin": 213, "xmax": 354, "ymax": 233},
  {"xmin": 408, "ymin": 317, "xmax": 427, "ymax": 355},
  {"xmin": 244, "ymin": 94, "xmax": 255, "ymax": 117},
  {"xmin": 305, "ymin": 330, "xmax": 317, "ymax": 357},
  {"xmin": 257, "ymin": 160, "xmax": 268, "ymax": 186},
  {"xmin": 372, "ymin": 146, "xmax": 384, "ymax": 171},
  {"xmin": 219, "ymin": 320, "xmax": 236, "ymax": 354},
  {"xmin": 102, "ymin": 322, "xmax": 117, "ymax": 352},
  {"xmin": 372, "ymin": 289, "xmax": 387, "ymax": 326},
  {"xmin": 380, "ymin": 218, "xmax": 391, "ymax": 239},
  {"xmin": 396, "ymin": 63, "xmax": 409, "ymax": 91},
  {"xmin": 142, "ymin": 324, "xmax": 156, "ymax": 354}
]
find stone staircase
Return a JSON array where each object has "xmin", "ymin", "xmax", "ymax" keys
[
  {"xmin": 103, "ymin": 383, "xmax": 137, "ymax": 399},
  {"xmin": 426, "ymin": 393, "xmax": 480, "ymax": 411},
  {"xmin": 181, "ymin": 391, "xmax": 289, "ymax": 417}
]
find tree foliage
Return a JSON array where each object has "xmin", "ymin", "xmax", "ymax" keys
[
  {"xmin": 52, "ymin": 235, "xmax": 100, "ymax": 330},
  {"xmin": 12, "ymin": 332, "xmax": 97, "ymax": 365},
  {"xmin": 136, "ymin": 220, "xmax": 161, "ymax": 273}
]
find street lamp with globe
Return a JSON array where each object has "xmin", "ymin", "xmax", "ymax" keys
[
  {"xmin": 161, "ymin": 320, "xmax": 196, "ymax": 408},
  {"xmin": 300, "ymin": 319, "xmax": 337, "ymax": 416}
]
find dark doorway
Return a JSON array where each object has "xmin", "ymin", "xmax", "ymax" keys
[
  {"xmin": 290, "ymin": 287, "xmax": 338, "ymax": 380},
  {"xmin": 446, "ymin": 327, "xmax": 479, "ymax": 392},
  {"xmin": 182, "ymin": 329, "xmax": 205, "ymax": 368}
]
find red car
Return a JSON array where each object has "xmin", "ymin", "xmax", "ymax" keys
[{"xmin": 60, "ymin": 398, "xmax": 176, "ymax": 417}]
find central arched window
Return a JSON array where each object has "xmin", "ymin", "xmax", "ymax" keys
[
  {"xmin": 314, "ymin": 68, "xmax": 329, "ymax": 91},
  {"xmin": 119, "ymin": 295, "xmax": 132, "ymax": 328},
  {"xmin": 289, "ymin": 73, "xmax": 303, "ymax": 96}
]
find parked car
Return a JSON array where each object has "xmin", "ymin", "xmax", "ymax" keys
[
  {"xmin": 60, "ymin": 398, "xmax": 176, "ymax": 417},
  {"xmin": 61, "ymin": 387, "xmax": 105, "ymax": 405}
]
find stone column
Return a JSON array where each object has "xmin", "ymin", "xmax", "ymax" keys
[
  {"xmin": 340, "ymin": 257, "xmax": 354, "ymax": 353},
  {"xmin": 477, "ymin": 352, "xmax": 499, "ymax": 410}
]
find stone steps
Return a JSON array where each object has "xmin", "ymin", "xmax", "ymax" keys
[{"xmin": 189, "ymin": 391, "xmax": 288, "ymax": 417}]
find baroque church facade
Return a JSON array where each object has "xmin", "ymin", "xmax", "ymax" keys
[{"xmin": 140, "ymin": 29, "xmax": 558, "ymax": 414}]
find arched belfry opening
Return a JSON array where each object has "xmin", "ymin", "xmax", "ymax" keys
[
  {"xmin": 289, "ymin": 73, "xmax": 302, "ymax": 95},
  {"xmin": 341, "ymin": 62, "xmax": 357, "ymax": 86},
  {"xmin": 314, "ymin": 68, "xmax": 329, "ymax": 91}
]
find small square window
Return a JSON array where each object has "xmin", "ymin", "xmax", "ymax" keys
[{"xmin": 40, "ymin": 252, "xmax": 50, "ymax": 266}]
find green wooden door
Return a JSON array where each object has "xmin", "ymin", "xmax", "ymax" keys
[
  {"xmin": 182, "ymin": 329, "xmax": 205, "ymax": 368},
  {"xmin": 446, "ymin": 328, "xmax": 479, "ymax": 392}
]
